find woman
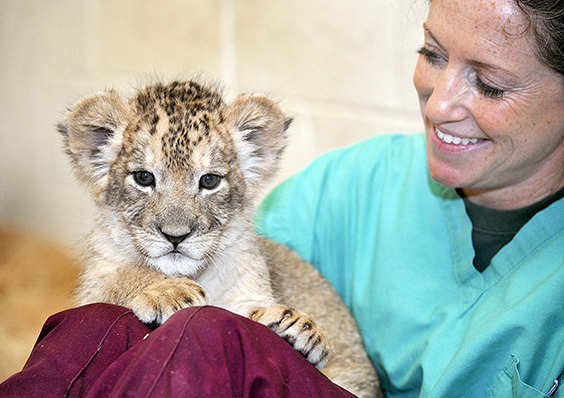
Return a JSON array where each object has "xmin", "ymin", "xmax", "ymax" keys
[
  {"xmin": 259, "ymin": 0, "xmax": 563, "ymax": 395},
  {"xmin": 1, "ymin": 0, "xmax": 562, "ymax": 396}
]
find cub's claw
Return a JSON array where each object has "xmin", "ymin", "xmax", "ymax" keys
[
  {"xmin": 128, "ymin": 276, "xmax": 208, "ymax": 324},
  {"xmin": 250, "ymin": 304, "xmax": 331, "ymax": 369}
]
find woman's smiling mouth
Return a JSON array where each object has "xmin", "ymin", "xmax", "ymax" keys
[{"xmin": 436, "ymin": 128, "xmax": 481, "ymax": 146}]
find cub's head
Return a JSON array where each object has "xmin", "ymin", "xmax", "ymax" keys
[{"xmin": 58, "ymin": 80, "xmax": 290, "ymax": 276}]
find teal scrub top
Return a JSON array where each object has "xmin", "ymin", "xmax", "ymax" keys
[{"xmin": 256, "ymin": 134, "xmax": 564, "ymax": 397}]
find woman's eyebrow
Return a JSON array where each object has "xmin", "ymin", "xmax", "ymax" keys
[
  {"xmin": 422, "ymin": 23, "xmax": 518, "ymax": 79},
  {"xmin": 422, "ymin": 23, "xmax": 442, "ymax": 47}
]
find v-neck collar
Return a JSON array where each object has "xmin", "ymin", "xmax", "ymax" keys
[
  {"xmin": 440, "ymin": 186, "xmax": 563, "ymax": 298},
  {"xmin": 461, "ymin": 188, "xmax": 564, "ymax": 272},
  {"xmin": 482, "ymin": 198, "xmax": 564, "ymax": 286}
]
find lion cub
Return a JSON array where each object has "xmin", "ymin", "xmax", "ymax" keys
[{"xmin": 58, "ymin": 80, "xmax": 380, "ymax": 397}]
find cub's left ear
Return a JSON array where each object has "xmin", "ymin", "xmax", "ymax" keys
[{"xmin": 226, "ymin": 94, "xmax": 292, "ymax": 187}]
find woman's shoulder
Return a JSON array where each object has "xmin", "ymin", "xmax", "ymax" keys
[
  {"xmin": 299, "ymin": 133, "xmax": 427, "ymax": 183},
  {"xmin": 320, "ymin": 133, "xmax": 424, "ymax": 162}
]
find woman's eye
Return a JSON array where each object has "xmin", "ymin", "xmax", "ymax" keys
[
  {"xmin": 417, "ymin": 46, "xmax": 443, "ymax": 66},
  {"xmin": 133, "ymin": 171, "xmax": 155, "ymax": 187},
  {"xmin": 199, "ymin": 174, "xmax": 222, "ymax": 190},
  {"xmin": 476, "ymin": 76, "xmax": 505, "ymax": 99}
]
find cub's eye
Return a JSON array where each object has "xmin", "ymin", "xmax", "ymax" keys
[
  {"xmin": 199, "ymin": 174, "xmax": 222, "ymax": 190},
  {"xmin": 133, "ymin": 171, "xmax": 155, "ymax": 187}
]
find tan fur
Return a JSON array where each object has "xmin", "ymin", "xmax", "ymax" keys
[{"xmin": 59, "ymin": 80, "xmax": 380, "ymax": 396}]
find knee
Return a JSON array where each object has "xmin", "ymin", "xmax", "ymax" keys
[
  {"xmin": 61, "ymin": 303, "xmax": 134, "ymax": 324},
  {"xmin": 165, "ymin": 305, "xmax": 262, "ymax": 341},
  {"xmin": 40, "ymin": 303, "xmax": 138, "ymax": 338},
  {"xmin": 167, "ymin": 305, "xmax": 247, "ymax": 328}
]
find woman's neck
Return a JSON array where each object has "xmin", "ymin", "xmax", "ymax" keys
[{"xmin": 462, "ymin": 159, "xmax": 564, "ymax": 210}]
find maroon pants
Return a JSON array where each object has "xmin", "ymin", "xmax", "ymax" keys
[{"xmin": 0, "ymin": 304, "xmax": 354, "ymax": 397}]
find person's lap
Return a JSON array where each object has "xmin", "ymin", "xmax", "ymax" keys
[{"xmin": 0, "ymin": 303, "xmax": 353, "ymax": 397}]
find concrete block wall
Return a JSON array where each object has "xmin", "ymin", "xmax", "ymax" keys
[{"xmin": 0, "ymin": 0, "xmax": 427, "ymax": 245}]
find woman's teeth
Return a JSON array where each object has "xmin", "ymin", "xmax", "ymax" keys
[{"xmin": 437, "ymin": 129, "xmax": 479, "ymax": 145}]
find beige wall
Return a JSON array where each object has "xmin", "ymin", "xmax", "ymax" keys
[{"xmin": 0, "ymin": 0, "xmax": 426, "ymax": 246}]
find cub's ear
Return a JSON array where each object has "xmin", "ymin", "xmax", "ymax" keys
[
  {"xmin": 58, "ymin": 91, "xmax": 128, "ymax": 189},
  {"xmin": 226, "ymin": 94, "xmax": 292, "ymax": 188}
]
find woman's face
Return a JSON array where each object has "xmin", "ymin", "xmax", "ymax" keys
[{"xmin": 413, "ymin": 0, "xmax": 564, "ymax": 208}]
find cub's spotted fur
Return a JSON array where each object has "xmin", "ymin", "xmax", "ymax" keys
[{"xmin": 59, "ymin": 80, "xmax": 380, "ymax": 397}]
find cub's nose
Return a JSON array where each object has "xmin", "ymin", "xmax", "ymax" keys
[{"xmin": 159, "ymin": 228, "xmax": 190, "ymax": 249}]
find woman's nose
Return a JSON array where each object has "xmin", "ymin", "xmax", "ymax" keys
[{"xmin": 420, "ymin": 65, "xmax": 469, "ymax": 124}]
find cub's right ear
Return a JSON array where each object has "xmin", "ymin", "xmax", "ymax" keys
[{"xmin": 58, "ymin": 91, "xmax": 128, "ymax": 189}]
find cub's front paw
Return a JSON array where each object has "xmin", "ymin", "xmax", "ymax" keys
[
  {"xmin": 128, "ymin": 276, "xmax": 208, "ymax": 324},
  {"xmin": 250, "ymin": 304, "xmax": 331, "ymax": 369}
]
